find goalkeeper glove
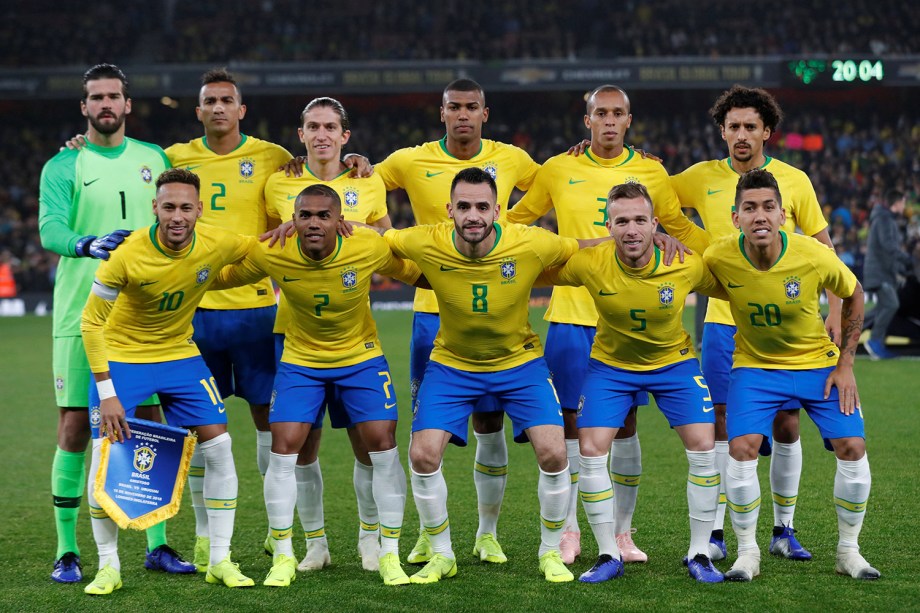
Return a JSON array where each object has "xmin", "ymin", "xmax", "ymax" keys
[{"xmin": 74, "ymin": 229, "xmax": 132, "ymax": 260}]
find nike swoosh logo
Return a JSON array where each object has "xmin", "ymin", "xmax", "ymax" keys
[
  {"xmin": 140, "ymin": 281, "xmax": 158, "ymax": 287},
  {"xmin": 286, "ymin": 194, "xmax": 297, "ymax": 200},
  {"xmin": 568, "ymin": 178, "xmax": 586, "ymax": 185},
  {"xmin": 282, "ymin": 276, "xmax": 300, "ymax": 282},
  {"xmin": 598, "ymin": 290, "xmax": 618, "ymax": 296},
  {"xmin": 384, "ymin": 402, "xmax": 396, "ymax": 409},
  {"xmin": 727, "ymin": 282, "xmax": 744, "ymax": 288},
  {"xmin": 218, "ymin": 406, "xmax": 226, "ymax": 413},
  {"xmin": 703, "ymin": 407, "xmax": 714, "ymax": 412},
  {"xmin": 83, "ymin": 178, "xmax": 101, "ymax": 186},
  {"xmin": 440, "ymin": 265, "xmax": 458, "ymax": 271},
  {"xmin": 704, "ymin": 478, "xmax": 718, "ymax": 484},
  {"xmin": 426, "ymin": 171, "xmax": 445, "ymax": 178},
  {"xmin": 185, "ymin": 165, "xmax": 202, "ymax": 171},
  {"xmin": 623, "ymin": 478, "xmax": 639, "ymax": 484},
  {"xmin": 707, "ymin": 188, "xmax": 724, "ymax": 196}
]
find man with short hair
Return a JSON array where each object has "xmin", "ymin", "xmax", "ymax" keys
[
  {"xmin": 165, "ymin": 68, "xmax": 293, "ymax": 570},
  {"xmin": 508, "ymin": 84, "xmax": 710, "ymax": 564},
  {"xmin": 374, "ymin": 79, "xmax": 541, "ymax": 564},
  {"xmin": 384, "ymin": 167, "xmax": 584, "ymax": 584},
  {"xmin": 263, "ymin": 97, "xmax": 392, "ymax": 572},
  {"xmin": 863, "ymin": 189, "xmax": 911, "ymax": 359},
  {"xmin": 80, "ymin": 168, "xmax": 257, "ymax": 593},
  {"xmin": 213, "ymin": 184, "xmax": 422, "ymax": 587},
  {"xmin": 39, "ymin": 63, "xmax": 193, "ymax": 583},
  {"xmin": 671, "ymin": 85, "xmax": 838, "ymax": 560},
  {"xmin": 704, "ymin": 168, "xmax": 877, "ymax": 582},
  {"xmin": 541, "ymin": 182, "xmax": 726, "ymax": 583}
]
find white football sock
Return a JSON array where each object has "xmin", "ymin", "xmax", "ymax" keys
[
  {"xmin": 611, "ymin": 433, "xmax": 641, "ymax": 535},
  {"xmin": 88, "ymin": 439, "xmax": 120, "ymax": 571},
  {"xmin": 369, "ymin": 447, "xmax": 406, "ymax": 555},
  {"xmin": 686, "ymin": 449, "xmax": 719, "ymax": 559},
  {"xmin": 264, "ymin": 452, "xmax": 297, "ymax": 558},
  {"xmin": 726, "ymin": 457, "xmax": 760, "ymax": 555},
  {"xmin": 353, "ymin": 460, "xmax": 379, "ymax": 537},
  {"xmin": 188, "ymin": 443, "xmax": 208, "ymax": 538},
  {"xmin": 579, "ymin": 454, "xmax": 618, "ymax": 558},
  {"xmin": 538, "ymin": 463, "xmax": 570, "ymax": 557},
  {"xmin": 770, "ymin": 439, "xmax": 802, "ymax": 528},
  {"xmin": 835, "ymin": 453, "xmax": 871, "ymax": 551},
  {"xmin": 200, "ymin": 432, "xmax": 238, "ymax": 565},
  {"xmin": 411, "ymin": 466, "xmax": 453, "ymax": 559},
  {"xmin": 713, "ymin": 440, "xmax": 729, "ymax": 532},
  {"xmin": 473, "ymin": 429, "xmax": 508, "ymax": 539},
  {"xmin": 295, "ymin": 459, "xmax": 326, "ymax": 549},
  {"xmin": 564, "ymin": 438, "xmax": 581, "ymax": 533},
  {"xmin": 256, "ymin": 430, "xmax": 272, "ymax": 478}
]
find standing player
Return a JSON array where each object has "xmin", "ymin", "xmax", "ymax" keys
[
  {"xmin": 540, "ymin": 183, "xmax": 725, "ymax": 583},
  {"xmin": 165, "ymin": 68, "xmax": 293, "ymax": 570},
  {"xmin": 39, "ymin": 63, "xmax": 193, "ymax": 582},
  {"xmin": 80, "ymin": 169, "xmax": 257, "ymax": 593},
  {"xmin": 263, "ymin": 98, "xmax": 392, "ymax": 572},
  {"xmin": 212, "ymin": 185, "xmax": 423, "ymax": 587},
  {"xmin": 671, "ymin": 85, "xmax": 837, "ymax": 560},
  {"xmin": 374, "ymin": 79, "xmax": 541, "ymax": 564},
  {"xmin": 385, "ymin": 168, "xmax": 587, "ymax": 584},
  {"xmin": 508, "ymin": 85, "xmax": 710, "ymax": 563},
  {"xmin": 704, "ymin": 169, "xmax": 877, "ymax": 582}
]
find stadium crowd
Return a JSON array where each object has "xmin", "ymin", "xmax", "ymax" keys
[
  {"xmin": 2, "ymin": 99, "xmax": 917, "ymax": 293},
  {"xmin": 4, "ymin": 1, "xmax": 918, "ymax": 66}
]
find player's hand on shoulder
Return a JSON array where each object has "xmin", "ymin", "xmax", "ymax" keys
[
  {"xmin": 565, "ymin": 139, "xmax": 591, "ymax": 157},
  {"xmin": 61, "ymin": 133, "xmax": 88, "ymax": 151},
  {"xmin": 343, "ymin": 153, "xmax": 374, "ymax": 178},
  {"xmin": 259, "ymin": 220, "xmax": 295, "ymax": 248},
  {"xmin": 337, "ymin": 217, "xmax": 356, "ymax": 237},
  {"xmin": 633, "ymin": 148, "xmax": 663, "ymax": 163},
  {"xmin": 654, "ymin": 232, "xmax": 690, "ymax": 265},
  {"xmin": 280, "ymin": 156, "xmax": 306, "ymax": 177},
  {"xmin": 75, "ymin": 229, "xmax": 131, "ymax": 260}
]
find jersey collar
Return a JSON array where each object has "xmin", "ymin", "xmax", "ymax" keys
[
  {"xmin": 614, "ymin": 245, "xmax": 661, "ymax": 277},
  {"xmin": 439, "ymin": 136, "xmax": 483, "ymax": 159},
  {"xmin": 297, "ymin": 234, "xmax": 342, "ymax": 265},
  {"xmin": 149, "ymin": 223, "xmax": 196, "ymax": 258},
  {"xmin": 585, "ymin": 146, "xmax": 634, "ymax": 168},
  {"xmin": 202, "ymin": 133, "xmax": 248, "ymax": 154},
  {"xmin": 85, "ymin": 138, "xmax": 128, "ymax": 158},
  {"xmin": 726, "ymin": 155, "xmax": 772, "ymax": 174},
  {"xmin": 738, "ymin": 229, "xmax": 787, "ymax": 270},
  {"xmin": 451, "ymin": 223, "xmax": 502, "ymax": 259}
]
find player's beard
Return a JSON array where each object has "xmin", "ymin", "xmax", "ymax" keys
[
  {"xmin": 88, "ymin": 111, "xmax": 126, "ymax": 136},
  {"xmin": 458, "ymin": 221, "xmax": 493, "ymax": 245}
]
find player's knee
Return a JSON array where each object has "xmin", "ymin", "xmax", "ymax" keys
[
  {"xmin": 409, "ymin": 447, "xmax": 440, "ymax": 474},
  {"xmin": 250, "ymin": 403, "xmax": 271, "ymax": 430},
  {"xmin": 728, "ymin": 436, "xmax": 760, "ymax": 461},
  {"xmin": 58, "ymin": 410, "xmax": 91, "ymax": 452},
  {"xmin": 771, "ymin": 410, "xmax": 800, "ymax": 442},
  {"xmin": 472, "ymin": 411, "xmax": 504, "ymax": 434},
  {"xmin": 832, "ymin": 437, "xmax": 866, "ymax": 461},
  {"xmin": 562, "ymin": 410, "xmax": 579, "ymax": 438}
]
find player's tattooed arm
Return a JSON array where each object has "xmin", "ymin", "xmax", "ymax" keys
[{"xmin": 825, "ymin": 281, "xmax": 864, "ymax": 415}]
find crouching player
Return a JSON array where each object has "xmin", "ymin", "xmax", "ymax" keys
[
  {"xmin": 80, "ymin": 168, "xmax": 257, "ymax": 594},
  {"xmin": 541, "ymin": 183, "xmax": 726, "ymax": 583},
  {"xmin": 704, "ymin": 169, "xmax": 878, "ymax": 581},
  {"xmin": 211, "ymin": 184, "xmax": 424, "ymax": 587}
]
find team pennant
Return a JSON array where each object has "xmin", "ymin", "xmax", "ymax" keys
[{"xmin": 94, "ymin": 418, "xmax": 196, "ymax": 530}]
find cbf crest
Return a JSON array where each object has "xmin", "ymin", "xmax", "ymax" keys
[
  {"xmin": 133, "ymin": 444, "xmax": 156, "ymax": 473},
  {"xmin": 343, "ymin": 188, "xmax": 359, "ymax": 210},
  {"xmin": 658, "ymin": 281, "xmax": 676, "ymax": 307},
  {"xmin": 139, "ymin": 165, "xmax": 153, "ymax": 184},
  {"xmin": 341, "ymin": 266, "xmax": 358, "ymax": 290},
  {"xmin": 783, "ymin": 275, "xmax": 802, "ymax": 303},
  {"xmin": 239, "ymin": 157, "xmax": 255, "ymax": 178},
  {"xmin": 196, "ymin": 264, "xmax": 211, "ymax": 285},
  {"xmin": 500, "ymin": 257, "xmax": 516, "ymax": 284},
  {"xmin": 482, "ymin": 163, "xmax": 498, "ymax": 180}
]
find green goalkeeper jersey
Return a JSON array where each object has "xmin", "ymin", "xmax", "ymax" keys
[{"xmin": 39, "ymin": 137, "xmax": 170, "ymax": 338}]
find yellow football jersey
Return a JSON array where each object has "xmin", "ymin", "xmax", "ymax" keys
[
  {"xmin": 165, "ymin": 135, "xmax": 292, "ymax": 310},
  {"xmin": 212, "ymin": 227, "xmax": 420, "ymax": 368},
  {"xmin": 375, "ymin": 137, "xmax": 540, "ymax": 313},
  {"xmin": 385, "ymin": 222, "xmax": 578, "ymax": 371},
  {"xmin": 509, "ymin": 147, "xmax": 711, "ymax": 327},
  {"xmin": 82, "ymin": 224, "xmax": 255, "ymax": 371},
  {"xmin": 264, "ymin": 165, "xmax": 390, "ymax": 334},
  {"xmin": 546, "ymin": 242, "xmax": 725, "ymax": 370},
  {"xmin": 672, "ymin": 157, "xmax": 828, "ymax": 325},
  {"xmin": 703, "ymin": 232, "xmax": 857, "ymax": 369}
]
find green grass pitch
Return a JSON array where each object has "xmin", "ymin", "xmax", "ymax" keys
[{"xmin": 0, "ymin": 311, "xmax": 916, "ymax": 611}]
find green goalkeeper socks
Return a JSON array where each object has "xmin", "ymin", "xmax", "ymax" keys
[
  {"xmin": 146, "ymin": 521, "xmax": 168, "ymax": 551},
  {"xmin": 52, "ymin": 447, "xmax": 86, "ymax": 558}
]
